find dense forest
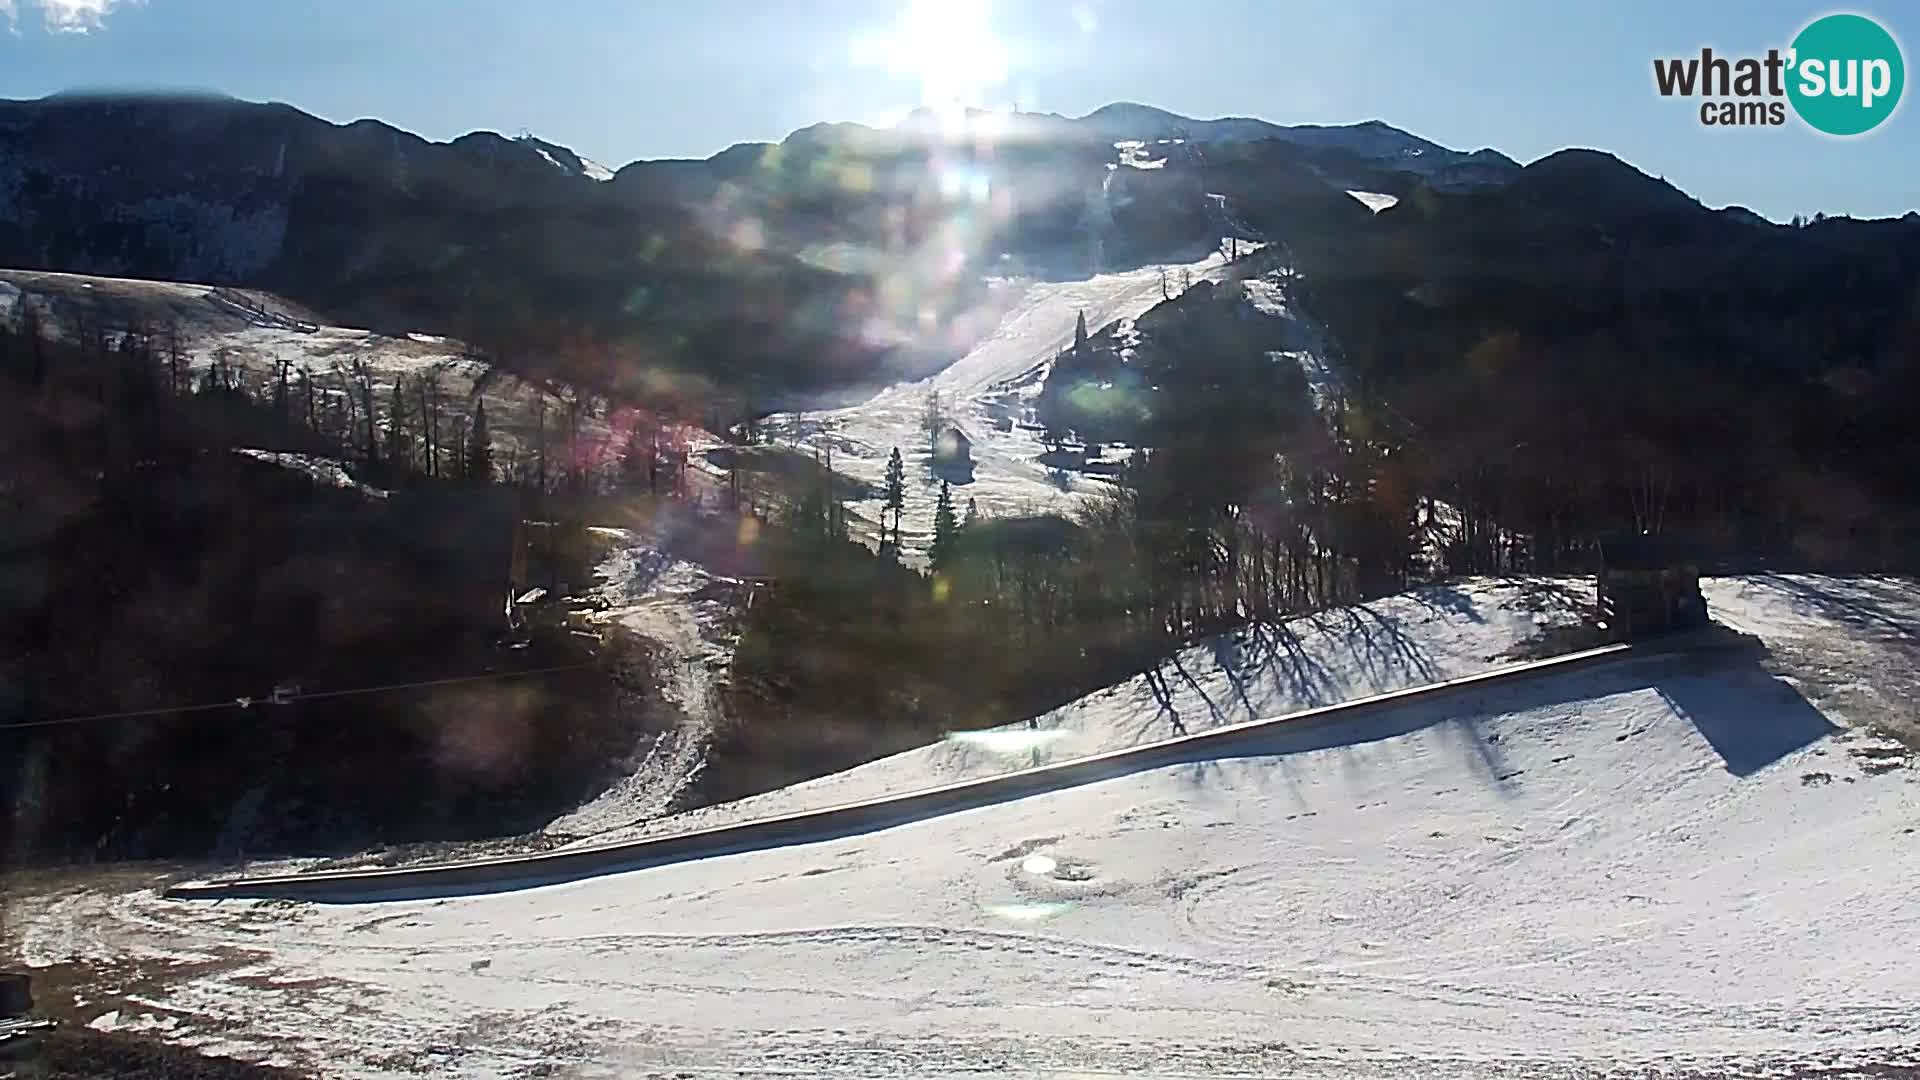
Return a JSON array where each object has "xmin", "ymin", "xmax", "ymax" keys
[
  {"xmin": 0, "ymin": 308, "xmax": 660, "ymax": 861},
  {"xmin": 1033, "ymin": 149, "xmax": 1920, "ymax": 596},
  {"xmin": 1285, "ymin": 153, "xmax": 1920, "ymax": 574}
]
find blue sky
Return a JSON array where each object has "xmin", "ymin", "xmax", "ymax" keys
[{"xmin": 1, "ymin": 0, "xmax": 1911, "ymax": 221}]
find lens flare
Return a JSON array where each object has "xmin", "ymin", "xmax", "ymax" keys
[
  {"xmin": 944, "ymin": 728, "xmax": 1072, "ymax": 755},
  {"xmin": 983, "ymin": 900, "xmax": 1073, "ymax": 923}
]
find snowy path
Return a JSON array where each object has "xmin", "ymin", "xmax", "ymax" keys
[
  {"xmin": 13, "ymin": 577, "xmax": 1920, "ymax": 1077},
  {"xmin": 772, "ymin": 247, "xmax": 1242, "ymax": 554},
  {"xmin": 539, "ymin": 527, "xmax": 735, "ymax": 840}
]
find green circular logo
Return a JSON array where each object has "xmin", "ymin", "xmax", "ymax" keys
[{"xmin": 1787, "ymin": 13, "xmax": 1905, "ymax": 135}]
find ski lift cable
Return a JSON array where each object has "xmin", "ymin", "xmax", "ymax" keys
[{"xmin": 0, "ymin": 662, "xmax": 596, "ymax": 732}]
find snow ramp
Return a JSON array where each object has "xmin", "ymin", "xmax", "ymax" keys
[{"xmin": 164, "ymin": 636, "xmax": 1758, "ymax": 903}]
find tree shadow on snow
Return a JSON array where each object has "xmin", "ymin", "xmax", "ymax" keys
[
  {"xmin": 1208, "ymin": 635, "xmax": 1261, "ymax": 721},
  {"xmin": 1401, "ymin": 582, "xmax": 1488, "ymax": 625},
  {"xmin": 1743, "ymin": 574, "xmax": 1919, "ymax": 643},
  {"xmin": 1167, "ymin": 650, "xmax": 1227, "ymax": 727},
  {"xmin": 1242, "ymin": 620, "xmax": 1340, "ymax": 707},
  {"xmin": 1300, "ymin": 604, "xmax": 1443, "ymax": 689}
]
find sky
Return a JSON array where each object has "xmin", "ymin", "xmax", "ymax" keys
[{"xmin": 0, "ymin": 0, "xmax": 1912, "ymax": 222}]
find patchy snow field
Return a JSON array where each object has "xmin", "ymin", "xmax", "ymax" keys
[
  {"xmin": 10, "ymin": 575, "xmax": 1919, "ymax": 1078},
  {"xmin": 540, "ymin": 524, "xmax": 741, "ymax": 840},
  {"xmin": 0, "ymin": 268, "xmax": 609, "ymax": 479}
]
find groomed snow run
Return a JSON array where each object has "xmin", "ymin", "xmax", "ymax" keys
[{"xmin": 13, "ymin": 575, "xmax": 1920, "ymax": 1077}]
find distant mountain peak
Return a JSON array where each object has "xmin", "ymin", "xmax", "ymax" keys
[
  {"xmin": 513, "ymin": 133, "xmax": 614, "ymax": 181},
  {"xmin": 1510, "ymin": 147, "xmax": 1701, "ymax": 215},
  {"xmin": 1077, "ymin": 101, "xmax": 1185, "ymax": 123}
]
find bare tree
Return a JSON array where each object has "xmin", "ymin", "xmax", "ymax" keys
[
  {"xmin": 272, "ymin": 352, "xmax": 294, "ymax": 432},
  {"xmin": 532, "ymin": 391, "xmax": 549, "ymax": 492},
  {"xmin": 920, "ymin": 388, "xmax": 945, "ymax": 455},
  {"xmin": 299, "ymin": 365, "xmax": 317, "ymax": 435},
  {"xmin": 345, "ymin": 356, "xmax": 379, "ymax": 465},
  {"xmin": 564, "ymin": 386, "xmax": 584, "ymax": 493},
  {"xmin": 386, "ymin": 380, "xmax": 415, "ymax": 475},
  {"xmin": 330, "ymin": 361, "xmax": 358, "ymax": 459},
  {"xmin": 162, "ymin": 320, "xmax": 187, "ymax": 396},
  {"xmin": 418, "ymin": 371, "xmax": 444, "ymax": 478}
]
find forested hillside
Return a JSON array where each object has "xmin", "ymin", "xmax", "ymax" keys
[{"xmin": 1288, "ymin": 150, "xmax": 1920, "ymax": 572}]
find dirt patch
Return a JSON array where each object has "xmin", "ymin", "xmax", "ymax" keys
[
  {"xmin": 1854, "ymin": 743, "xmax": 1911, "ymax": 776},
  {"xmin": 3, "ymin": 1026, "xmax": 309, "ymax": 1079}
]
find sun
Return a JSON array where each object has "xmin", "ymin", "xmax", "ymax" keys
[{"xmin": 853, "ymin": 0, "xmax": 1010, "ymax": 126}]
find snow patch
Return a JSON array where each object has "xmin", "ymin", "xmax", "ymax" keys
[
  {"xmin": 1346, "ymin": 190, "xmax": 1401, "ymax": 213},
  {"xmin": 231, "ymin": 449, "xmax": 389, "ymax": 499}
]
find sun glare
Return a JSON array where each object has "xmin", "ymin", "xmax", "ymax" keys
[{"xmin": 854, "ymin": 0, "xmax": 1009, "ymax": 126}]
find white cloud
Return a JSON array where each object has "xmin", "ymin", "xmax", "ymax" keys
[{"xmin": 3, "ymin": 0, "xmax": 144, "ymax": 34}]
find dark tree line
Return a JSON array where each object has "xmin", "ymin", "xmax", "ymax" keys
[
  {"xmin": 0, "ymin": 310, "xmax": 643, "ymax": 863},
  {"xmin": 1282, "ymin": 185, "xmax": 1920, "ymax": 574}
]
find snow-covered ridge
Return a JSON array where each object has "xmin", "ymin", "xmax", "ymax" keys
[
  {"xmin": 0, "ymin": 268, "xmax": 606, "ymax": 480},
  {"xmin": 1072, "ymin": 103, "xmax": 1517, "ymax": 182},
  {"xmin": 512, "ymin": 133, "xmax": 616, "ymax": 182}
]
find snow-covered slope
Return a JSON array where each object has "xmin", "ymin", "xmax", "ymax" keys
[
  {"xmin": 579, "ymin": 577, "xmax": 1591, "ymax": 846},
  {"xmin": 15, "ymin": 576, "xmax": 1918, "ymax": 1077},
  {"xmin": 0, "ymin": 268, "xmax": 598, "ymax": 480},
  {"xmin": 770, "ymin": 245, "xmax": 1245, "ymax": 554}
]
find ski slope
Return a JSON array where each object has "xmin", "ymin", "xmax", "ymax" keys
[
  {"xmin": 13, "ymin": 575, "xmax": 1920, "ymax": 1078},
  {"xmin": 770, "ymin": 246, "xmax": 1245, "ymax": 554}
]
